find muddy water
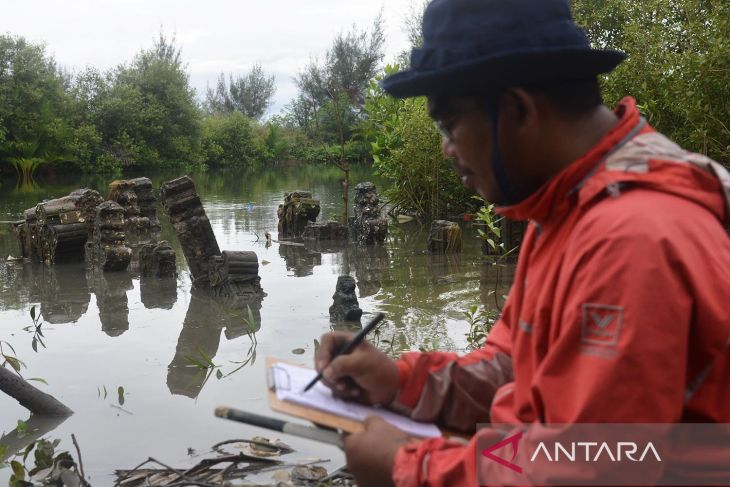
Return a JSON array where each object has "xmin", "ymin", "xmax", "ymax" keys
[{"xmin": 0, "ymin": 165, "xmax": 512, "ymax": 485}]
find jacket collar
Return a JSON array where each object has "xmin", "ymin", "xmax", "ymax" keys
[{"xmin": 496, "ymin": 97, "xmax": 643, "ymax": 224}]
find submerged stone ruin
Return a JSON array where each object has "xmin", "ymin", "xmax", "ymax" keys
[
  {"xmin": 85, "ymin": 201, "xmax": 133, "ymax": 272},
  {"xmin": 428, "ymin": 220, "xmax": 463, "ymax": 254},
  {"xmin": 351, "ymin": 182, "xmax": 388, "ymax": 245},
  {"xmin": 277, "ymin": 191, "xmax": 320, "ymax": 238},
  {"xmin": 302, "ymin": 221, "xmax": 349, "ymax": 241},
  {"xmin": 160, "ymin": 176, "xmax": 221, "ymax": 284},
  {"xmin": 329, "ymin": 275, "xmax": 363, "ymax": 323},
  {"xmin": 108, "ymin": 177, "xmax": 161, "ymax": 245},
  {"xmin": 160, "ymin": 175, "xmax": 264, "ymax": 300},
  {"xmin": 13, "ymin": 178, "xmax": 172, "ymax": 275},
  {"xmin": 139, "ymin": 240, "xmax": 177, "ymax": 279},
  {"xmin": 15, "ymin": 189, "xmax": 104, "ymax": 265}
]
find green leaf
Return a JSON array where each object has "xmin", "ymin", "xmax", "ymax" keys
[
  {"xmin": 16, "ymin": 420, "xmax": 27, "ymax": 434},
  {"xmin": 22, "ymin": 442, "xmax": 35, "ymax": 462},
  {"xmin": 11, "ymin": 460, "xmax": 25, "ymax": 480},
  {"xmin": 117, "ymin": 386, "xmax": 125, "ymax": 406},
  {"xmin": 6, "ymin": 356, "xmax": 22, "ymax": 372},
  {"xmin": 30, "ymin": 306, "xmax": 36, "ymax": 321},
  {"xmin": 26, "ymin": 377, "xmax": 47, "ymax": 385},
  {"xmin": 31, "ymin": 338, "xmax": 37, "ymax": 353},
  {"xmin": 215, "ymin": 369, "xmax": 223, "ymax": 380}
]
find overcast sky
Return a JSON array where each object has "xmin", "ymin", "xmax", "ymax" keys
[{"xmin": 4, "ymin": 0, "xmax": 418, "ymax": 116}]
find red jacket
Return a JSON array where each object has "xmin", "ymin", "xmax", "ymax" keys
[{"xmin": 390, "ymin": 98, "xmax": 730, "ymax": 486}]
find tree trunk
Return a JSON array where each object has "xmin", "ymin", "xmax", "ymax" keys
[{"xmin": 0, "ymin": 366, "xmax": 73, "ymax": 416}]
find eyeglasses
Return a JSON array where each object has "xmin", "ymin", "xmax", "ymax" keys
[
  {"xmin": 434, "ymin": 116, "xmax": 459, "ymax": 141},
  {"xmin": 429, "ymin": 98, "xmax": 485, "ymax": 141}
]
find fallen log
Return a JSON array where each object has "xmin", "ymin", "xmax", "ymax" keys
[{"xmin": 0, "ymin": 366, "xmax": 73, "ymax": 416}]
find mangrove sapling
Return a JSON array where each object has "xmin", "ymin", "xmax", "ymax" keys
[
  {"xmin": 464, "ymin": 304, "xmax": 498, "ymax": 351},
  {"xmin": 23, "ymin": 306, "xmax": 46, "ymax": 353},
  {"xmin": 5, "ymin": 436, "xmax": 88, "ymax": 487},
  {"xmin": 0, "ymin": 307, "xmax": 72, "ymax": 416}
]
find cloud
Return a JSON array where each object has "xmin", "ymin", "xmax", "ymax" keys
[{"xmin": 5, "ymin": 0, "xmax": 415, "ymax": 115}]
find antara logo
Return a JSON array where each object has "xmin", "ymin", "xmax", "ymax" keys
[
  {"xmin": 530, "ymin": 442, "xmax": 662, "ymax": 462},
  {"xmin": 481, "ymin": 433, "xmax": 662, "ymax": 474},
  {"xmin": 481, "ymin": 432, "xmax": 523, "ymax": 473}
]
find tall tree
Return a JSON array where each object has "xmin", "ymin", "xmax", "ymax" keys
[
  {"xmin": 573, "ymin": 0, "xmax": 730, "ymax": 165},
  {"xmin": 0, "ymin": 35, "xmax": 74, "ymax": 182},
  {"xmin": 95, "ymin": 32, "xmax": 203, "ymax": 169},
  {"xmin": 205, "ymin": 63, "xmax": 276, "ymax": 120}
]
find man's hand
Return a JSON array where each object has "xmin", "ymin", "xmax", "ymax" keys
[
  {"xmin": 344, "ymin": 416, "xmax": 414, "ymax": 487},
  {"xmin": 315, "ymin": 331, "xmax": 400, "ymax": 405}
]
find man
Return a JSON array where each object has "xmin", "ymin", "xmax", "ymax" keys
[{"xmin": 315, "ymin": 0, "xmax": 730, "ymax": 486}]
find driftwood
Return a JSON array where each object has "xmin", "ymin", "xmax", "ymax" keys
[
  {"xmin": 160, "ymin": 176, "xmax": 221, "ymax": 284},
  {"xmin": 0, "ymin": 366, "xmax": 73, "ymax": 416}
]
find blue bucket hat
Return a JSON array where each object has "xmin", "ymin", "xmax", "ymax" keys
[{"xmin": 381, "ymin": 0, "xmax": 625, "ymax": 98}]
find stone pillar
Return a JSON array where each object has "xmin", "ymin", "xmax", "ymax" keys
[
  {"xmin": 428, "ymin": 220, "xmax": 463, "ymax": 254},
  {"xmin": 351, "ymin": 182, "xmax": 387, "ymax": 245},
  {"xmin": 128, "ymin": 177, "xmax": 161, "ymax": 231},
  {"xmin": 209, "ymin": 250, "xmax": 264, "ymax": 296},
  {"xmin": 108, "ymin": 179, "xmax": 158, "ymax": 245},
  {"xmin": 302, "ymin": 221, "xmax": 349, "ymax": 241},
  {"xmin": 329, "ymin": 275, "xmax": 363, "ymax": 322},
  {"xmin": 86, "ymin": 201, "xmax": 132, "ymax": 271},
  {"xmin": 277, "ymin": 191, "xmax": 320, "ymax": 238},
  {"xmin": 139, "ymin": 240, "xmax": 177, "ymax": 278},
  {"xmin": 160, "ymin": 176, "xmax": 221, "ymax": 285}
]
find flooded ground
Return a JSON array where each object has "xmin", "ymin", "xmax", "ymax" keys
[{"xmin": 0, "ymin": 164, "xmax": 513, "ymax": 485}]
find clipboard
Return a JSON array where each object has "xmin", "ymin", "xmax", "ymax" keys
[{"xmin": 266, "ymin": 357, "xmax": 365, "ymax": 433}]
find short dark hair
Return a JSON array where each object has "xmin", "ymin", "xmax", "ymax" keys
[
  {"xmin": 523, "ymin": 78, "xmax": 603, "ymax": 117},
  {"xmin": 427, "ymin": 78, "xmax": 603, "ymax": 121}
]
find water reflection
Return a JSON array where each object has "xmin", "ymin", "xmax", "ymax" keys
[
  {"xmin": 39, "ymin": 264, "xmax": 91, "ymax": 324},
  {"xmin": 140, "ymin": 277, "xmax": 178, "ymax": 310},
  {"xmin": 87, "ymin": 269, "xmax": 134, "ymax": 337},
  {"xmin": 0, "ymin": 165, "xmax": 518, "ymax": 484},
  {"xmin": 167, "ymin": 288, "xmax": 263, "ymax": 399},
  {"xmin": 0, "ymin": 415, "xmax": 69, "ymax": 463},
  {"xmin": 278, "ymin": 243, "xmax": 322, "ymax": 277}
]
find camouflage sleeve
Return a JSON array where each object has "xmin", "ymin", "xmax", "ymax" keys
[{"xmin": 389, "ymin": 319, "xmax": 513, "ymax": 432}]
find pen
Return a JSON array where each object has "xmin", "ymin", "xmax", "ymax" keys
[{"xmin": 303, "ymin": 312, "xmax": 385, "ymax": 393}]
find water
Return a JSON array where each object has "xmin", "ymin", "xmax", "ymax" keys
[{"xmin": 0, "ymin": 164, "xmax": 512, "ymax": 485}]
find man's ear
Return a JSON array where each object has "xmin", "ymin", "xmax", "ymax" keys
[{"xmin": 501, "ymin": 87, "xmax": 539, "ymax": 133}]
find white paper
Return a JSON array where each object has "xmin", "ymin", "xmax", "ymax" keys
[{"xmin": 272, "ymin": 362, "xmax": 441, "ymax": 438}]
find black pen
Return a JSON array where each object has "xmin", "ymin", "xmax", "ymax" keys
[{"xmin": 303, "ymin": 312, "xmax": 385, "ymax": 393}]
